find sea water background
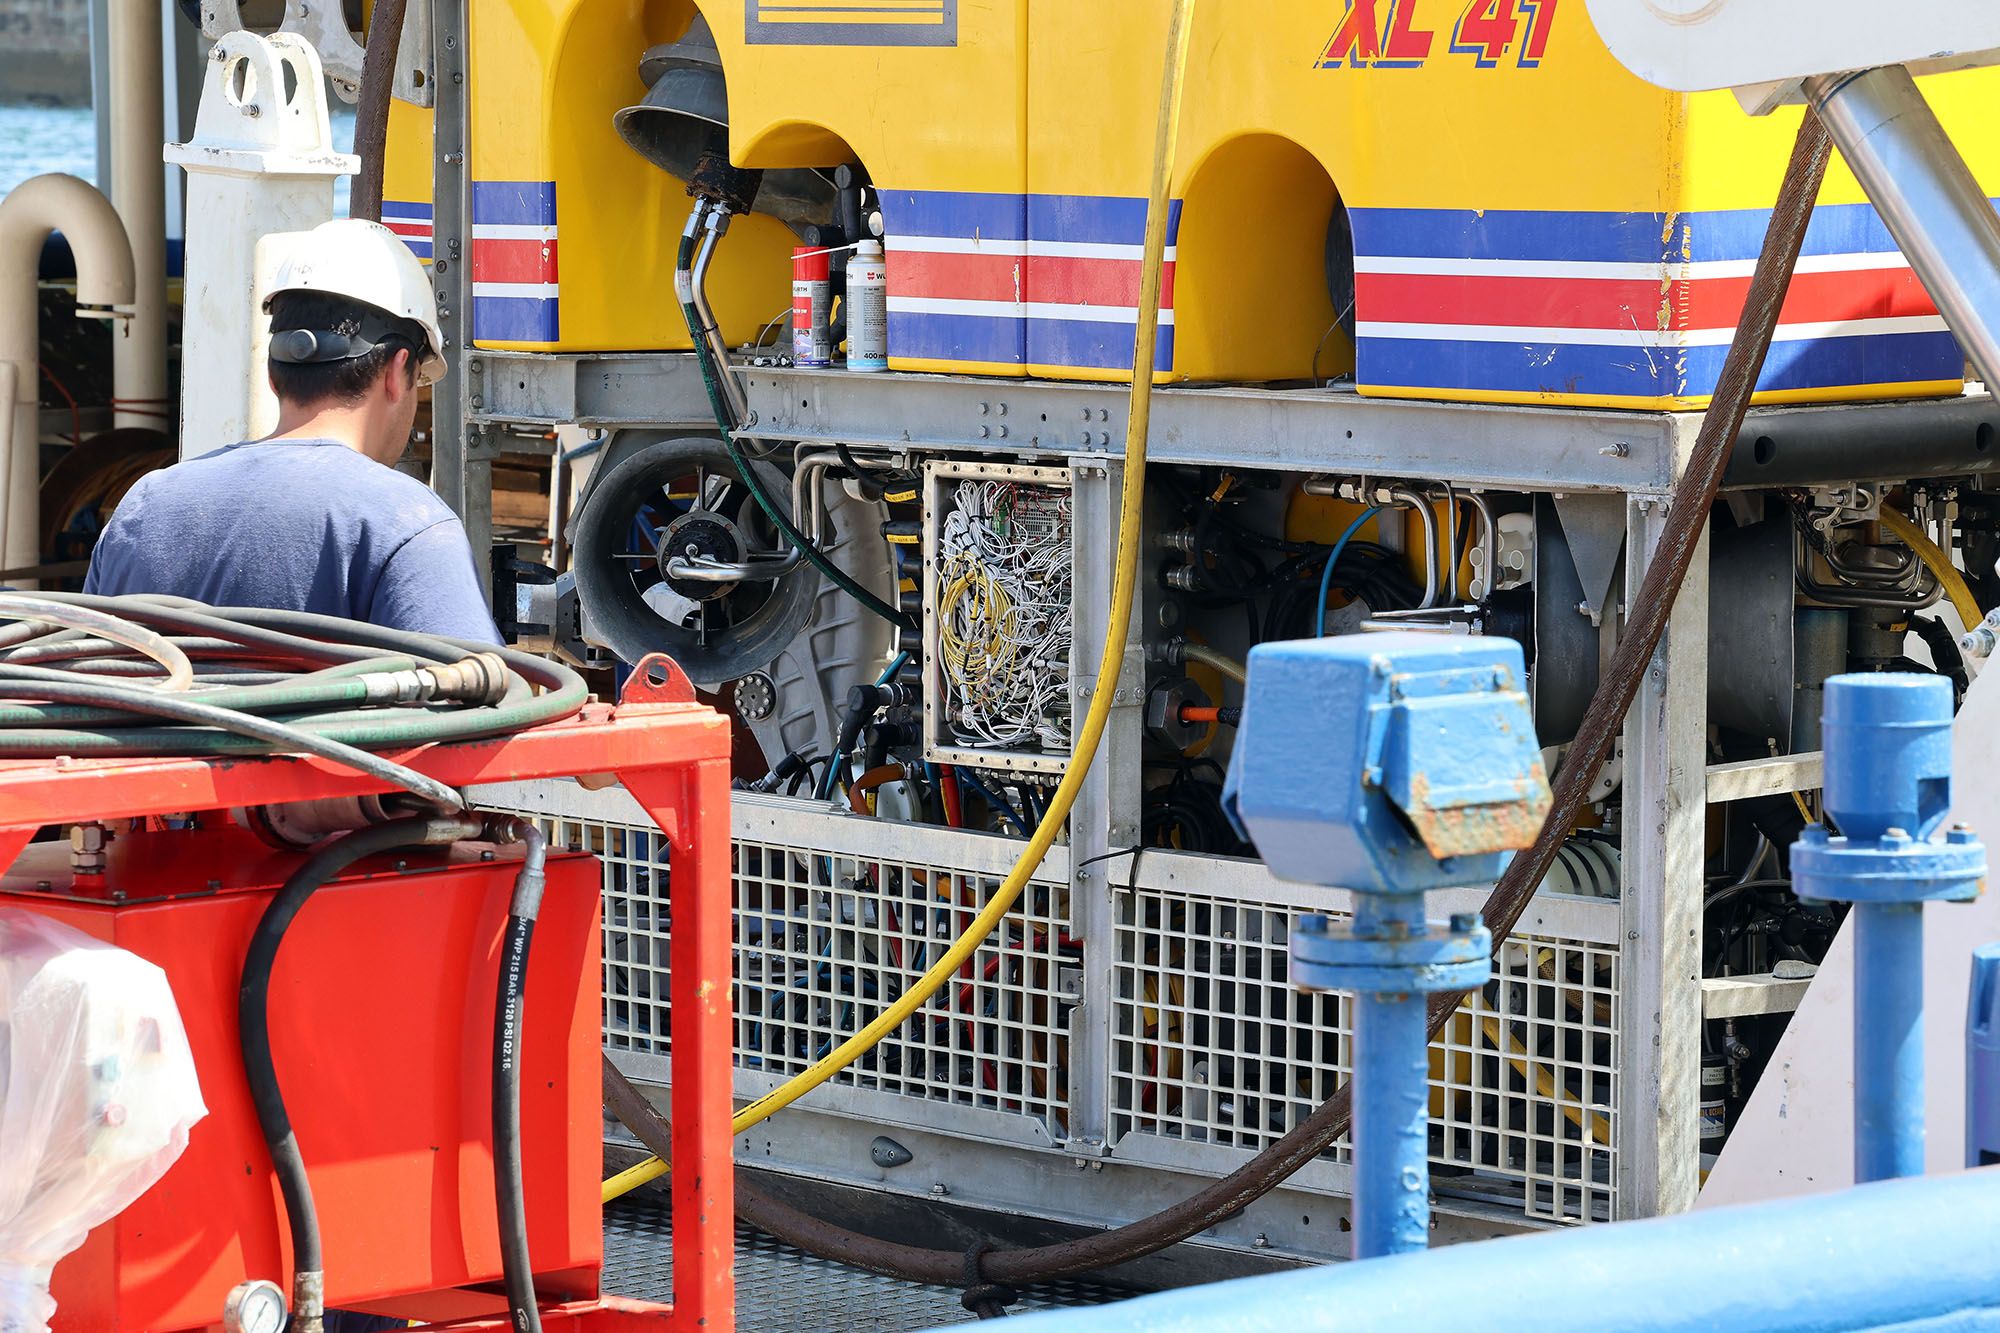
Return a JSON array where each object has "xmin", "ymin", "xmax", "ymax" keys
[{"xmin": 0, "ymin": 102, "xmax": 359, "ymax": 214}]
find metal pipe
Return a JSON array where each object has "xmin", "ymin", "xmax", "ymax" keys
[
  {"xmin": 1969, "ymin": 943, "xmax": 2000, "ymax": 1168},
  {"xmin": 664, "ymin": 551, "xmax": 802, "ymax": 582},
  {"xmin": 792, "ymin": 450, "xmax": 850, "ymax": 546},
  {"xmin": 691, "ymin": 206, "xmax": 751, "ymax": 428},
  {"xmin": 1805, "ymin": 65, "xmax": 2000, "ymax": 390},
  {"xmin": 1299, "ymin": 478, "xmax": 1442, "ymax": 607},
  {"xmin": 1438, "ymin": 482, "xmax": 1458, "ymax": 600},
  {"xmin": 1351, "ymin": 895, "xmax": 1433, "ymax": 1259},
  {"xmin": 0, "ymin": 174, "xmax": 135, "ymax": 574},
  {"xmin": 1855, "ymin": 901, "xmax": 1926, "ymax": 1183},
  {"xmin": 108, "ymin": 0, "xmax": 169, "ymax": 434},
  {"xmin": 1466, "ymin": 491, "xmax": 1496, "ymax": 599},
  {"xmin": 1388, "ymin": 486, "xmax": 1440, "ymax": 608},
  {"xmin": 1793, "ymin": 673, "xmax": 1984, "ymax": 1186}
]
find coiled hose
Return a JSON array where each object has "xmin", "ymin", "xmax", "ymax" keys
[
  {"xmin": 0, "ymin": 594, "xmax": 586, "ymax": 802},
  {"xmin": 608, "ymin": 112, "xmax": 1836, "ymax": 1290}
]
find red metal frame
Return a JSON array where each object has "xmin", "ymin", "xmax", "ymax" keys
[{"xmin": 0, "ymin": 656, "xmax": 734, "ymax": 1332}]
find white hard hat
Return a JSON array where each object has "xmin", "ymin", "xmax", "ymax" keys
[{"xmin": 263, "ymin": 218, "xmax": 447, "ymax": 384}]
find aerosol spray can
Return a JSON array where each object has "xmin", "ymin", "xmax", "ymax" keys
[
  {"xmin": 848, "ymin": 239, "xmax": 889, "ymax": 372},
  {"xmin": 792, "ymin": 246, "xmax": 833, "ymax": 367}
]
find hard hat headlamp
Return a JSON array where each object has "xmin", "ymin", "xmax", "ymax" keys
[{"xmin": 268, "ymin": 311, "xmax": 416, "ymax": 369}]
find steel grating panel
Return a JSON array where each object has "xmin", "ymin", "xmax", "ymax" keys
[
  {"xmin": 520, "ymin": 803, "xmax": 1073, "ymax": 1138},
  {"xmin": 1109, "ymin": 881, "xmax": 1619, "ymax": 1222},
  {"xmin": 603, "ymin": 1194, "xmax": 1121, "ymax": 1330}
]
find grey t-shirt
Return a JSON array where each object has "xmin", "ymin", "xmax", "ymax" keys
[{"xmin": 84, "ymin": 438, "xmax": 500, "ymax": 644}]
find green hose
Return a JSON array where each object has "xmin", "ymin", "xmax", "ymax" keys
[
  {"xmin": 676, "ymin": 223, "xmax": 917, "ymax": 633},
  {"xmin": 0, "ymin": 595, "xmax": 589, "ymax": 774}
]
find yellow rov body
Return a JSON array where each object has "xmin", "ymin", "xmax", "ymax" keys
[{"xmin": 390, "ymin": 0, "xmax": 2000, "ymax": 408}]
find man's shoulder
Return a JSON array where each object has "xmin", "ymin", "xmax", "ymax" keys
[{"xmin": 181, "ymin": 441, "xmax": 459, "ymax": 530}]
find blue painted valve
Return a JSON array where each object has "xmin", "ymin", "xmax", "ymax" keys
[
  {"xmin": 1224, "ymin": 631, "xmax": 1551, "ymax": 1258},
  {"xmin": 1793, "ymin": 673, "xmax": 1985, "ymax": 1183}
]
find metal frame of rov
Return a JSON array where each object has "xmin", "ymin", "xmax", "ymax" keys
[{"xmin": 456, "ymin": 327, "xmax": 2000, "ymax": 1263}]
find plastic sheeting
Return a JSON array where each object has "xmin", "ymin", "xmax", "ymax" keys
[{"xmin": 0, "ymin": 908, "xmax": 205, "ymax": 1333}]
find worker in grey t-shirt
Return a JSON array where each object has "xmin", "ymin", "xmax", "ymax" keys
[{"xmin": 85, "ymin": 218, "xmax": 498, "ymax": 645}]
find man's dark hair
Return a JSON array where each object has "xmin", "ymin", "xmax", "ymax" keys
[{"xmin": 267, "ymin": 289, "xmax": 427, "ymax": 407}]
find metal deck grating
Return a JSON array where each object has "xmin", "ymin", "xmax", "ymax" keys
[{"xmin": 603, "ymin": 1195, "xmax": 1125, "ymax": 1330}]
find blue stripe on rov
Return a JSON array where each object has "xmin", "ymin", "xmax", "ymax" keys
[
  {"xmin": 1027, "ymin": 194, "xmax": 1183, "ymax": 247},
  {"xmin": 888, "ymin": 310, "xmax": 1023, "ymax": 366},
  {"xmin": 877, "ymin": 190, "xmax": 1186, "ymax": 246},
  {"xmin": 1684, "ymin": 328, "xmax": 1964, "ymax": 395},
  {"xmin": 1030, "ymin": 318, "xmax": 1176, "ymax": 373},
  {"xmin": 471, "ymin": 180, "xmax": 557, "ymax": 227},
  {"xmin": 878, "ymin": 189, "xmax": 1025, "ymax": 242},
  {"xmin": 1348, "ymin": 201, "xmax": 1998, "ymax": 266},
  {"xmin": 1349, "ymin": 207, "xmax": 1679, "ymax": 265},
  {"xmin": 474, "ymin": 295, "xmax": 559, "ymax": 344},
  {"xmin": 1358, "ymin": 328, "xmax": 1964, "ymax": 399}
]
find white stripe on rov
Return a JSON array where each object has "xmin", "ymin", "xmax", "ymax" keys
[
  {"xmin": 1352, "ymin": 252, "xmax": 1913, "ymax": 281},
  {"xmin": 884, "ymin": 237, "xmax": 1178, "ymax": 262},
  {"xmin": 471, "ymin": 281, "xmax": 561, "ymax": 300},
  {"xmin": 470, "ymin": 224, "xmax": 560, "ymax": 243},
  {"xmin": 887, "ymin": 295, "xmax": 1178, "ymax": 325},
  {"xmin": 1354, "ymin": 314, "xmax": 1950, "ymax": 347}
]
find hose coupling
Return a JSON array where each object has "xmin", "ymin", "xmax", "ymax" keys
[
  {"xmin": 483, "ymin": 813, "xmax": 536, "ymax": 846},
  {"xmin": 430, "ymin": 652, "xmax": 513, "ymax": 705},
  {"xmin": 356, "ymin": 652, "xmax": 511, "ymax": 707},
  {"xmin": 1961, "ymin": 607, "xmax": 2000, "ymax": 660}
]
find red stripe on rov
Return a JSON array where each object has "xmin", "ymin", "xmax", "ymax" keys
[
  {"xmin": 1356, "ymin": 266, "xmax": 1938, "ymax": 332},
  {"xmin": 472, "ymin": 238, "xmax": 559, "ymax": 285},
  {"xmin": 888, "ymin": 249, "xmax": 1178, "ymax": 308}
]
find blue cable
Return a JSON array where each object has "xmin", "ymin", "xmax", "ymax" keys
[
  {"xmin": 957, "ymin": 768, "xmax": 1031, "ymax": 836},
  {"xmin": 1316, "ymin": 506, "xmax": 1382, "ymax": 637},
  {"xmin": 818, "ymin": 650, "xmax": 913, "ymax": 802}
]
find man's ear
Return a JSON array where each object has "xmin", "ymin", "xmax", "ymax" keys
[{"xmin": 385, "ymin": 348, "xmax": 416, "ymax": 401}]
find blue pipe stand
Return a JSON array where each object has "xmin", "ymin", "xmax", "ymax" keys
[
  {"xmin": 1970, "ymin": 943, "xmax": 2000, "ymax": 1167},
  {"xmin": 1223, "ymin": 632, "xmax": 1550, "ymax": 1259},
  {"xmin": 1792, "ymin": 673, "xmax": 1985, "ymax": 1183}
]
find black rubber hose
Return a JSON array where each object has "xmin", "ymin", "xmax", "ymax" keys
[
  {"xmin": 348, "ymin": 0, "xmax": 407, "ymax": 223},
  {"xmin": 239, "ymin": 816, "xmax": 482, "ymax": 1332},
  {"xmin": 1910, "ymin": 613, "xmax": 1970, "ymax": 702},
  {"xmin": 0, "ymin": 675, "xmax": 466, "ymax": 806},
  {"xmin": 605, "ymin": 111, "xmax": 1837, "ymax": 1291},
  {"xmin": 490, "ymin": 818, "xmax": 550, "ymax": 1333}
]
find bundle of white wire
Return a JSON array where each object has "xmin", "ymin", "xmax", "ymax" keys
[{"xmin": 936, "ymin": 479, "xmax": 1073, "ymax": 753}]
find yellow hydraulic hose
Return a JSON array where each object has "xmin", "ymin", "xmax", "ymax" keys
[
  {"xmin": 1877, "ymin": 503, "xmax": 1983, "ymax": 630},
  {"xmin": 603, "ymin": 0, "xmax": 1199, "ymax": 1205}
]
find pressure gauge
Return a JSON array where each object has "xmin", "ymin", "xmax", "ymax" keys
[{"xmin": 223, "ymin": 1279, "xmax": 289, "ymax": 1333}]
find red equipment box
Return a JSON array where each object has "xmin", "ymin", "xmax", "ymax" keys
[{"xmin": 0, "ymin": 661, "xmax": 732, "ymax": 1332}]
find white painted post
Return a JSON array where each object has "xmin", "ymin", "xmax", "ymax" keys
[{"xmin": 164, "ymin": 32, "xmax": 356, "ymax": 461}]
